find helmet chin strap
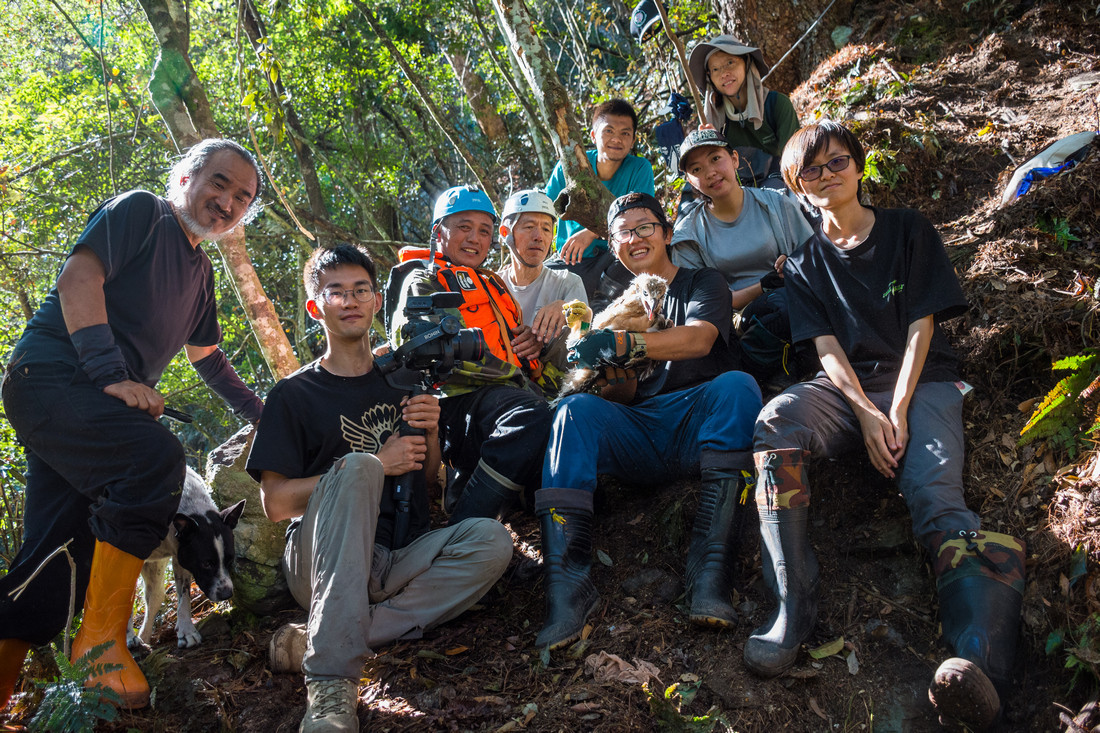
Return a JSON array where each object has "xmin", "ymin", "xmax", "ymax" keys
[{"xmin": 428, "ymin": 222, "xmax": 442, "ymax": 271}]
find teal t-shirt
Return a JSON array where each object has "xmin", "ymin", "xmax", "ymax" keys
[{"xmin": 545, "ymin": 151, "xmax": 655, "ymax": 259}]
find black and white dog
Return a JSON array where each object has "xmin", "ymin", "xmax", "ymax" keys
[{"xmin": 130, "ymin": 467, "xmax": 245, "ymax": 649}]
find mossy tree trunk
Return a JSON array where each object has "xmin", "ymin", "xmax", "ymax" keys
[{"xmin": 491, "ymin": 0, "xmax": 615, "ymax": 238}]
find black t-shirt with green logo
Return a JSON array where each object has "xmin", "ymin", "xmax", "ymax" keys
[{"xmin": 785, "ymin": 207, "xmax": 968, "ymax": 393}]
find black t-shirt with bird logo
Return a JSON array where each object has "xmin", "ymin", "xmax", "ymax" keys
[{"xmin": 246, "ymin": 361, "xmax": 430, "ymax": 549}]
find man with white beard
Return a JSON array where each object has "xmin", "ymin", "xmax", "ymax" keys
[{"xmin": 0, "ymin": 139, "xmax": 265, "ymax": 712}]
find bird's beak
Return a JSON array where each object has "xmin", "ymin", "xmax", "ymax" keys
[{"xmin": 643, "ymin": 297, "xmax": 657, "ymax": 322}]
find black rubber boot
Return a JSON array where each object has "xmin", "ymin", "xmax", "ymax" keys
[
  {"xmin": 743, "ymin": 449, "xmax": 819, "ymax": 678},
  {"xmin": 928, "ymin": 530, "xmax": 1025, "ymax": 732},
  {"xmin": 685, "ymin": 466, "xmax": 750, "ymax": 628},
  {"xmin": 534, "ymin": 488, "xmax": 600, "ymax": 650},
  {"xmin": 448, "ymin": 462, "xmax": 522, "ymax": 524}
]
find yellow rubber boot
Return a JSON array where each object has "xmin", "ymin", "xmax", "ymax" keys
[
  {"xmin": 70, "ymin": 540, "xmax": 149, "ymax": 709},
  {"xmin": 0, "ymin": 639, "xmax": 32, "ymax": 709}
]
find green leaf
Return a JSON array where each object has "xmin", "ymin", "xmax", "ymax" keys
[
  {"xmin": 809, "ymin": 637, "xmax": 845, "ymax": 659},
  {"xmin": 596, "ymin": 549, "xmax": 613, "ymax": 567}
]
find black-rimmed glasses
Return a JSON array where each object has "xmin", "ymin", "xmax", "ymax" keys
[
  {"xmin": 609, "ymin": 221, "xmax": 660, "ymax": 244},
  {"xmin": 798, "ymin": 155, "xmax": 852, "ymax": 182}
]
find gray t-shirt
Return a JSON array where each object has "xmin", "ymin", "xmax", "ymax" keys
[
  {"xmin": 498, "ymin": 264, "xmax": 588, "ymax": 326},
  {"xmin": 670, "ymin": 187, "xmax": 812, "ymax": 292}
]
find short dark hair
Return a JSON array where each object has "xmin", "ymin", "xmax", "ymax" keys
[
  {"xmin": 607, "ymin": 192, "xmax": 672, "ymax": 235},
  {"xmin": 303, "ymin": 243, "xmax": 378, "ymax": 299},
  {"xmin": 591, "ymin": 99, "xmax": 639, "ymax": 131},
  {"xmin": 780, "ymin": 120, "xmax": 866, "ymax": 193},
  {"xmin": 167, "ymin": 139, "xmax": 265, "ymax": 224}
]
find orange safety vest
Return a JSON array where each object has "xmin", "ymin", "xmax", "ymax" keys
[{"xmin": 396, "ymin": 247, "xmax": 537, "ymax": 372}]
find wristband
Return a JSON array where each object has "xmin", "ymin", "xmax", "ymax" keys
[{"xmin": 70, "ymin": 324, "xmax": 129, "ymax": 389}]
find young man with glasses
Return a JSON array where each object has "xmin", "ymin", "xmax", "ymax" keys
[
  {"xmin": 532, "ymin": 192, "xmax": 763, "ymax": 650},
  {"xmin": 247, "ymin": 244, "xmax": 511, "ymax": 732},
  {"xmin": 0, "ymin": 139, "xmax": 264, "ymax": 711}
]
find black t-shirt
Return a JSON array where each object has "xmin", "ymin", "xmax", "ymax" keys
[
  {"xmin": 785, "ymin": 208, "xmax": 968, "ymax": 392},
  {"xmin": 245, "ymin": 361, "xmax": 430, "ymax": 549},
  {"xmin": 635, "ymin": 267, "xmax": 738, "ymax": 402},
  {"xmin": 12, "ymin": 190, "xmax": 220, "ymax": 386}
]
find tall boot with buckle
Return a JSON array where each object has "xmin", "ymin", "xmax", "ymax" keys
[
  {"xmin": 448, "ymin": 462, "xmax": 522, "ymax": 524},
  {"xmin": 0, "ymin": 639, "xmax": 31, "ymax": 709},
  {"xmin": 927, "ymin": 529, "xmax": 1025, "ymax": 732},
  {"xmin": 685, "ymin": 459, "xmax": 752, "ymax": 628},
  {"xmin": 70, "ymin": 540, "xmax": 150, "ymax": 709},
  {"xmin": 534, "ymin": 488, "xmax": 599, "ymax": 650},
  {"xmin": 743, "ymin": 449, "xmax": 819, "ymax": 677}
]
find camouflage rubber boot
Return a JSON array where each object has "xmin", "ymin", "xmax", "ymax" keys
[
  {"xmin": 743, "ymin": 449, "xmax": 819, "ymax": 678},
  {"xmin": 685, "ymin": 465, "xmax": 752, "ymax": 628},
  {"xmin": 534, "ymin": 488, "xmax": 600, "ymax": 650},
  {"xmin": 928, "ymin": 529, "xmax": 1025, "ymax": 732}
]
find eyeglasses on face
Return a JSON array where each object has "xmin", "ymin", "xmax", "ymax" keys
[
  {"xmin": 320, "ymin": 287, "xmax": 375, "ymax": 305},
  {"xmin": 797, "ymin": 155, "xmax": 852, "ymax": 182},
  {"xmin": 609, "ymin": 221, "xmax": 661, "ymax": 244}
]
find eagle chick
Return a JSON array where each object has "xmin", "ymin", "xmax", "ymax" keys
[{"xmin": 559, "ymin": 274, "xmax": 671, "ymax": 398}]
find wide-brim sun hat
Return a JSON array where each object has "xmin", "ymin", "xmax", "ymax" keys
[{"xmin": 687, "ymin": 35, "xmax": 769, "ymax": 91}]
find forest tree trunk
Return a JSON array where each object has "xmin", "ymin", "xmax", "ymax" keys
[
  {"xmin": 710, "ymin": 0, "xmax": 852, "ymax": 93},
  {"xmin": 138, "ymin": 0, "xmax": 300, "ymax": 380},
  {"xmin": 491, "ymin": 0, "xmax": 614, "ymax": 238}
]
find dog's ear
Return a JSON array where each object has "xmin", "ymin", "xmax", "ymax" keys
[
  {"xmin": 173, "ymin": 513, "xmax": 198, "ymax": 538},
  {"xmin": 221, "ymin": 499, "xmax": 247, "ymax": 529}
]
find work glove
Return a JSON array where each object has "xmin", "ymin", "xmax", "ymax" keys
[
  {"xmin": 759, "ymin": 270, "xmax": 785, "ymax": 294},
  {"xmin": 567, "ymin": 329, "xmax": 647, "ymax": 369}
]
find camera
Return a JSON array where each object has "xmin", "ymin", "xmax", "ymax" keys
[{"xmin": 376, "ymin": 291, "xmax": 484, "ymax": 381}]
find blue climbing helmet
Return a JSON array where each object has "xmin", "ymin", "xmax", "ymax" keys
[
  {"xmin": 432, "ymin": 185, "xmax": 498, "ymax": 229},
  {"xmin": 429, "ymin": 185, "xmax": 499, "ymax": 267}
]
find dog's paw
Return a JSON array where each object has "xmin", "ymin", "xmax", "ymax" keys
[
  {"xmin": 177, "ymin": 620, "xmax": 203, "ymax": 649},
  {"xmin": 127, "ymin": 633, "xmax": 152, "ymax": 659}
]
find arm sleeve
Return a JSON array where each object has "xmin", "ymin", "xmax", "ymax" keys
[
  {"xmin": 546, "ymin": 163, "xmax": 566, "ymax": 200},
  {"xmin": 186, "ymin": 273, "xmax": 223, "ymax": 348},
  {"xmin": 629, "ymin": 157, "xmax": 656, "ymax": 196},
  {"xmin": 902, "ymin": 211, "xmax": 969, "ymax": 324},
  {"xmin": 560, "ymin": 271, "xmax": 589, "ymax": 306},
  {"xmin": 778, "ymin": 197, "xmax": 814, "ymax": 256},
  {"xmin": 785, "ymin": 253, "xmax": 833, "ymax": 345},
  {"xmin": 192, "ymin": 348, "xmax": 264, "ymax": 423},
  {"xmin": 75, "ymin": 191, "xmax": 160, "ymax": 281},
  {"xmin": 771, "ymin": 93, "xmax": 801, "ymax": 152},
  {"xmin": 683, "ymin": 268, "xmax": 733, "ymax": 344},
  {"xmin": 245, "ymin": 381, "xmax": 309, "ymax": 482}
]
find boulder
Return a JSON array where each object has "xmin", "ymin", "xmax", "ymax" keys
[{"xmin": 206, "ymin": 426, "xmax": 296, "ymax": 615}]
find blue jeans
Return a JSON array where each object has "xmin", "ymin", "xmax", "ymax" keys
[
  {"xmin": 543, "ymin": 371, "xmax": 763, "ymax": 491},
  {"xmin": 1, "ymin": 360, "xmax": 185, "ymax": 644}
]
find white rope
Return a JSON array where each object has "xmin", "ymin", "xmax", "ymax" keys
[{"xmin": 760, "ymin": 0, "xmax": 840, "ymax": 84}]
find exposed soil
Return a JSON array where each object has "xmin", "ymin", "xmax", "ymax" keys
[{"xmin": 5, "ymin": 1, "xmax": 1100, "ymax": 731}]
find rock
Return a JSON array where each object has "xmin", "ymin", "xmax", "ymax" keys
[{"xmin": 207, "ymin": 426, "xmax": 296, "ymax": 615}]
